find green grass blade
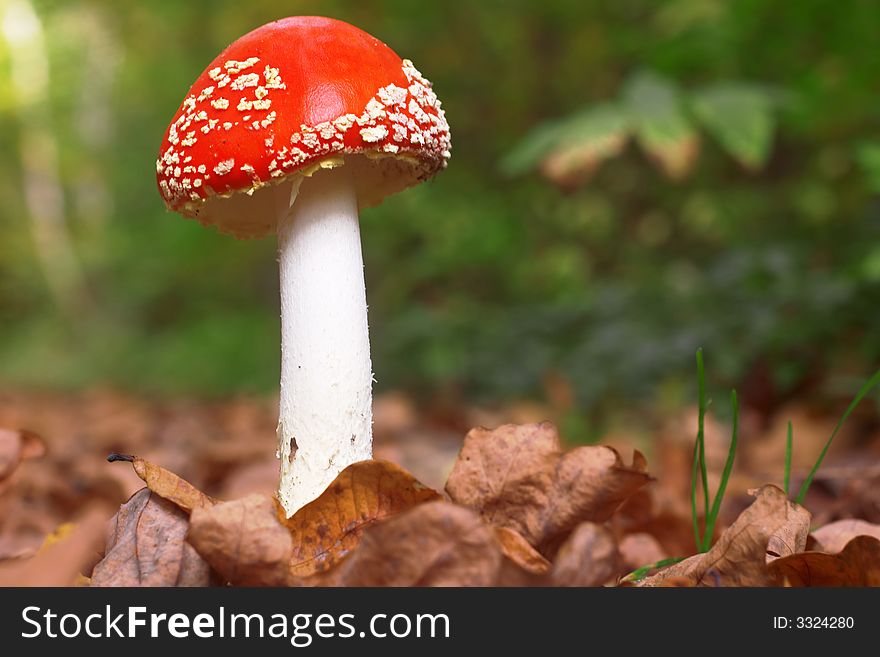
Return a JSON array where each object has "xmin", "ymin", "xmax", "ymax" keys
[
  {"xmin": 696, "ymin": 349, "xmax": 710, "ymax": 548},
  {"xmin": 795, "ymin": 368, "xmax": 880, "ymax": 504},
  {"xmin": 784, "ymin": 421, "xmax": 793, "ymax": 497},
  {"xmin": 702, "ymin": 390, "xmax": 738, "ymax": 551},
  {"xmin": 696, "ymin": 350, "xmax": 709, "ymax": 515},
  {"xmin": 690, "ymin": 436, "xmax": 702, "ymax": 552},
  {"xmin": 621, "ymin": 556, "xmax": 686, "ymax": 583}
]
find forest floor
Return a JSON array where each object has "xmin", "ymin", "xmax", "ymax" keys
[{"xmin": 1, "ymin": 388, "xmax": 879, "ymax": 586}]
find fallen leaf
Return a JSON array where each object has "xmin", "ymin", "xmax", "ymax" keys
[
  {"xmin": 445, "ymin": 422, "xmax": 651, "ymax": 555},
  {"xmin": 0, "ymin": 428, "xmax": 46, "ymax": 484},
  {"xmin": 107, "ymin": 453, "xmax": 213, "ymax": 512},
  {"xmin": 494, "ymin": 526, "xmax": 551, "ymax": 575},
  {"xmin": 654, "ymin": 576, "xmax": 697, "ymax": 587},
  {"xmin": 611, "ymin": 489, "xmax": 695, "ymax": 558},
  {"xmin": 550, "ymin": 522, "xmax": 621, "ymax": 586},
  {"xmin": 91, "ymin": 488, "xmax": 215, "ymax": 587},
  {"xmin": 618, "ymin": 532, "xmax": 668, "ymax": 572},
  {"xmin": 639, "ymin": 485, "xmax": 810, "ymax": 587},
  {"xmin": 769, "ymin": 536, "xmax": 880, "ymax": 586},
  {"xmin": 188, "ymin": 494, "xmax": 291, "ymax": 586},
  {"xmin": 312, "ymin": 501, "xmax": 503, "ymax": 586},
  {"xmin": 0, "ymin": 505, "xmax": 108, "ymax": 586},
  {"xmin": 811, "ymin": 519, "xmax": 880, "ymax": 553},
  {"xmin": 187, "ymin": 461, "xmax": 442, "ymax": 585},
  {"xmin": 283, "ymin": 460, "xmax": 442, "ymax": 576}
]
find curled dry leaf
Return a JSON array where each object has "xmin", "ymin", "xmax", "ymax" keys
[
  {"xmin": 494, "ymin": 526, "xmax": 551, "ymax": 575},
  {"xmin": 107, "ymin": 453, "xmax": 213, "ymax": 512},
  {"xmin": 283, "ymin": 459, "xmax": 442, "ymax": 576},
  {"xmin": 187, "ymin": 460, "xmax": 441, "ymax": 584},
  {"xmin": 188, "ymin": 494, "xmax": 292, "ymax": 586},
  {"xmin": 639, "ymin": 485, "xmax": 810, "ymax": 587},
  {"xmin": 445, "ymin": 422, "xmax": 651, "ymax": 555},
  {"xmin": 0, "ymin": 428, "xmax": 46, "ymax": 483},
  {"xmin": 311, "ymin": 501, "xmax": 504, "ymax": 587},
  {"xmin": 769, "ymin": 536, "xmax": 880, "ymax": 586},
  {"xmin": 811, "ymin": 519, "xmax": 880, "ymax": 553},
  {"xmin": 91, "ymin": 488, "xmax": 215, "ymax": 587},
  {"xmin": 551, "ymin": 522, "xmax": 621, "ymax": 587},
  {"xmin": 0, "ymin": 504, "xmax": 108, "ymax": 586}
]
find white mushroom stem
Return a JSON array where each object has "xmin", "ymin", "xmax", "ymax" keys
[{"xmin": 276, "ymin": 166, "xmax": 373, "ymax": 516}]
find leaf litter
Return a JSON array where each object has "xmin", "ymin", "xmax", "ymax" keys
[{"xmin": 2, "ymin": 389, "xmax": 880, "ymax": 587}]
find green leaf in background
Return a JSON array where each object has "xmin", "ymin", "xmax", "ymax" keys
[
  {"xmin": 504, "ymin": 74, "xmax": 784, "ymax": 185},
  {"xmin": 540, "ymin": 103, "xmax": 629, "ymax": 185},
  {"xmin": 856, "ymin": 141, "xmax": 880, "ymax": 193},
  {"xmin": 690, "ymin": 83, "xmax": 776, "ymax": 170},
  {"xmin": 624, "ymin": 70, "xmax": 698, "ymax": 179},
  {"xmin": 502, "ymin": 103, "xmax": 629, "ymax": 184},
  {"xmin": 500, "ymin": 119, "xmax": 571, "ymax": 177}
]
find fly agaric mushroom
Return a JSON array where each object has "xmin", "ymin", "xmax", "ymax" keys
[{"xmin": 155, "ymin": 17, "xmax": 450, "ymax": 516}]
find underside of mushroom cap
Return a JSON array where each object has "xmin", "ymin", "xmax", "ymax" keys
[{"xmin": 155, "ymin": 16, "xmax": 451, "ymax": 238}]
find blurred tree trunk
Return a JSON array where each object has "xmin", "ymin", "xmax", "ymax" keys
[{"xmin": 2, "ymin": 0, "xmax": 90, "ymax": 319}]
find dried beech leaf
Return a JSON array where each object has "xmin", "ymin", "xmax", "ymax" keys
[
  {"xmin": 0, "ymin": 505, "xmax": 107, "ymax": 586},
  {"xmin": 312, "ymin": 501, "xmax": 503, "ymax": 586},
  {"xmin": 811, "ymin": 519, "xmax": 880, "ymax": 553},
  {"xmin": 639, "ymin": 485, "xmax": 810, "ymax": 587},
  {"xmin": 494, "ymin": 526, "xmax": 551, "ymax": 575},
  {"xmin": 551, "ymin": 522, "xmax": 621, "ymax": 586},
  {"xmin": 768, "ymin": 535, "xmax": 880, "ymax": 586},
  {"xmin": 0, "ymin": 428, "xmax": 46, "ymax": 483},
  {"xmin": 108, "ymin": 453, "xmax": 213, "ymax": 512},
  {"xmin": 284, "ymin": 460, "xmax": 441, "ymax": 576},
  {"xmin": 188, "ymin": 494, "xmax": 292, "ymax": 586},
  {"xmin": 619, "ymin": 533, "xmax": 667, "ymax": 572},
  {"xmin": 91, "ymin": 488, "xmax": 214, "ymax": 587},
  {"xmin": 445, "ymin": 422, "xmax": 651, "ymax": 554},
  {"xmin": 655, "ymin": 576, "xmax": 697, "ymax": 587}
]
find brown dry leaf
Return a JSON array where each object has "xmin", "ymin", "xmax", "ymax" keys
[
  {"xmin": 188, "ymin": 461, "xmax": 442, "ymax": 585},
  {"xmin": 611, "ymin": 489, "xmax": 695, "ymax": 558},
  {"xmin": 550, "ymin": 522, "xmax": 621, "ymax": 586},
  {"xmin": 494, "ymin": 526, "xmax": 551, "ymax": 575},
  {"xmin": 312, "ymin": 501, "xmax": 504, "ymax": 586},
  {"xmin": 108, "ymin": 453, "xmax": 213, "ymax": 512},
  {"xmin": 769, "ymin": 536, "xmax": 880, "ymax": 586},
  {"xmin": 619, "ymin": 532, "xmax": 668, "ymax": 572},
  {"xmin": 284, "ymin": 460, "xmax": 441, "ymax": 576},
  {"xmin": 811, "ymin": 519, "xmax": 880, "ymax": 553},
  {"xmin": 91, "ymin": 488, "xmax": 215, "ymax": 587},
  {"xmin": 655, "ymin": 576, "xmax": 697, "ymax": 587},
  {"xmin": 0, "ymin": 428, "xmax": 46, "ymax": 483},
  {"xmin": 639, "ymin": 485, "xmax": 811, "ymax": 587},
  {"xmin": 188, "ymin": 494, "xmax": 291, "ymax": 586},
  {"xmin": 445, "ymin": 422, "xmax": 651, "ymax": 555},
  {"xmin": 0, "ymin": 505, "xmax": 108, "ymax": 586}
]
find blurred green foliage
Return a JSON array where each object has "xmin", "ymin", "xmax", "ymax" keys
[{"xmin": 1, "ymin": 0, "xmax": 879, "ymax": 426}]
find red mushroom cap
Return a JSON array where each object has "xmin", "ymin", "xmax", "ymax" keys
[{"xmin": 156, "ymin": 16, "xmax": 451, "ymax": 237}]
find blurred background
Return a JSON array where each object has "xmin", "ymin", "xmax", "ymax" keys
[{"xmin": 1, "ymin": 0, "xmax": 880, "ymax": 442}]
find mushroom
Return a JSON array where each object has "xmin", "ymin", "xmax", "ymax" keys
[{"xmin": 155, "ymin": 17, "xmax": 451, "ymax": 516}]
